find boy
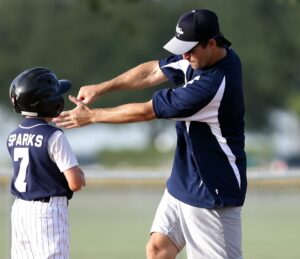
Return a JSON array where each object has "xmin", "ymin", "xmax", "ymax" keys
[{"xmin": 7, "ymin": 67, "xmax": 85, "ymax": 259}]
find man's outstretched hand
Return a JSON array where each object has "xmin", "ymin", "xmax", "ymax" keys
[{"xmin": 52, "ymin": 95, "xmax": 93, "ymax": 129}]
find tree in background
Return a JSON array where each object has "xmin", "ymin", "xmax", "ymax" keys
[{"xmin": 0, "ymin": 0, "xmax": 299, "ymax": 131}]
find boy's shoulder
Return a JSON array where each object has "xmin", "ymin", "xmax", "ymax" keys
[{"xmin": 7, "ymin": 119, "xmax": 63, "ymax": 140}]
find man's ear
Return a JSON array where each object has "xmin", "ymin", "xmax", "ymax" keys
[{"xmin": 208, "ymin": 39, "xmax": 217, "ymax": 48}]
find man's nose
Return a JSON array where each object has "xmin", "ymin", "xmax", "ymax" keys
[{"xmin": 182, "ymin": 52, "xmax": 191, "ymax": 60}]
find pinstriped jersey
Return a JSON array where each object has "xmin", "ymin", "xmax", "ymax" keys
[
  {"xmin": 7, "ymin": 118, "xmax": 74, "ymax": 200},
  {"xmin": 153, "ymin": 47, "xmax": 247, "ymax": 208}
]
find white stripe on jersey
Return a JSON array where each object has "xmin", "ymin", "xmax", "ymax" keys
[
  {"xmin": 161, "ymin": 59, "xmax": 190, "ymax": 84},
  {"xmin": 19, "ymin": 123, "xmax": 50, "ymax": 129},
  {"xmin": 175, "ymin": 76, "xmax": 241, "ymax": 188}
]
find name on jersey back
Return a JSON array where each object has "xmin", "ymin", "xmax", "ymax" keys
[{"xmin": 8, "ymin": 133, "xmax": 43, "ymax": 147}]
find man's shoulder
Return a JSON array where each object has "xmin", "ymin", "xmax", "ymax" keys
[
  {"xmin": 225, "ymin": 48, "xmax": 242, "ymax": 66},
  {"xmin": 160, "ymin": 54, "xmax": 184, "ymax": 65}
]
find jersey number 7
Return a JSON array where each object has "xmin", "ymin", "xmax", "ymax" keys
[{"xmin": 14, "ymin": 147, "xmax": 29, "ymax": 193}]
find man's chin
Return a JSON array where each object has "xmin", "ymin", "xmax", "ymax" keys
[{"xmin": 190, "ymin": 64, "xmax": 199, "ymax": 70}]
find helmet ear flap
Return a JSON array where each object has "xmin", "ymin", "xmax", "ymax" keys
[
  {"xmin": 54, "ymin": 98, "xmax": 65, "ymax": 117},
  {"xmin": 37, "ymin": 95, "xmax": 65, "ymax": 117}
]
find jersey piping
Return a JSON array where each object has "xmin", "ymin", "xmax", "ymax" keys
[
  {"xmin": 174, "ymin": 76, "xmax": 241, "ymax": 187},
  {"xmin": 152, "ymin": 48, "xmax": 247, "ymax": 208}
]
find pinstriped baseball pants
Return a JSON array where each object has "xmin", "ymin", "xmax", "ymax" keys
[{"xmin": 11, "ymin": 197, "xmax": 69, "ymax": 259}]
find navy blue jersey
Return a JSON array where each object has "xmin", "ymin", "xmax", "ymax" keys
[
  {"xmin": 7, "ymin": 118, "xmax": 73, "ymax": 200},
  {"xmin": 152, "ymin": 48, "xmax": 247, "ymax": 208}
]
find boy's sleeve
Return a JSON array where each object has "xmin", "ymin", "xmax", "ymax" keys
[{"xmin": 48, "ymin": 130, "xmax": 79, "ymax": 172}]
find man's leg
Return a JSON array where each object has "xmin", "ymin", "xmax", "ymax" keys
[
  {"xmin": 178, "ymin": 203, "xmax": 242, "ymax": 259},
  {"xmin": 147, "ymin": 189, "xmax": 185, "ymax": 259},
  {"xmin": 146, "ymin": 232, "xmax": 178, "ymax": 259}
]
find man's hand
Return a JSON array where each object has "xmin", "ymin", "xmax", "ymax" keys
[
  {"xmin": 77, "ymin": 84, "xmax": 102, "ymax": 105},
  {"xmin": 52, "ymin": 95, "xmax": 94, "ymax": 128}
]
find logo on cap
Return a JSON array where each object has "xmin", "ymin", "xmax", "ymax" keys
[{"xmin": 176, "ymin": 24, "xmax": 184, "ymax": 38}]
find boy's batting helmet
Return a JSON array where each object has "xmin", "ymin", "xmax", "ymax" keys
[{"xmin": 9, "ymin": 67, "xmax": 71, "ymax": 117}]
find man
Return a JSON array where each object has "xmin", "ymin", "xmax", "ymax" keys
[{"xmin": 54, "ymin": 9, "xmax": 247, "ymax": 259}]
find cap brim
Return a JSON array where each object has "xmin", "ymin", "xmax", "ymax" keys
[
  {"xmin": 57, "ymin": 79, "xmax": 72, "ymax": 95},
  {"xmin": 163, "ymin": 37, "xmax": 198, "ymax": 55}
]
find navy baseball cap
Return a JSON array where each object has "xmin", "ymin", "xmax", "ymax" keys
[{"xmin": 164, "ymin": 9, "xmax": 231, "ymax": 55}]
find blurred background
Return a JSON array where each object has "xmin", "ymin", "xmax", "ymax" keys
[{"xmin": 0, "ymin": 0, "xmax": 300, "ymax": 258}]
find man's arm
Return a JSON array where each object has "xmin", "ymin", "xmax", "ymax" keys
[
  {"xmin": 78, "ymin": 61, "xmax": 167, "ymax": 104},
  {"xmin": 53, "ymin": 98, "xmax": 156, "ymax": 128}
]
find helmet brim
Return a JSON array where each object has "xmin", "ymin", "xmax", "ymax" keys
[{"xmin": 58, "ymin": 79, "xmax": 72, "ymax": 95}]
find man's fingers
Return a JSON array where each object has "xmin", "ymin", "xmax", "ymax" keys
[
  {"xmin": 55, "ymin": 120, "xmax": 75, "ymax": 128},
  {"xmin": 69, "ymin": 95, "xmax": 83, "ymax": 106},
  {"xmin": 77, "ymin": 94, "xmax": 85, "ymax": 102},
  {"xmin": 59, "ymin": 111, "xmax": 69, "ymax": 118},
  {"xmin": 52, "ymin": 96, "xmax": 89, "ymax": 128},
  {"xmin": 52, "ymin": 111, "xmax": 69, "ymax": 123}
]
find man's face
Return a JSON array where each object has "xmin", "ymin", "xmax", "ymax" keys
[{"xmin": 182, "ymin": 40, "xmax": 213, "ymax": 69}]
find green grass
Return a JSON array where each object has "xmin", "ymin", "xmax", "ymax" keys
[
  {"xmin": 69, "ymin": 186, "xmax": 160, "ymax": 258},
  {"xmin": 242, "ymin": 192, "xmax": 300, "ymax": 259},
  {"xmin": 1, "ymin": 184, "xmax": 300, "ymax": 259}
]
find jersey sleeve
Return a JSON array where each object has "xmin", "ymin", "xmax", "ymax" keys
[
  {"xmin": 152, "ymin": 70, "xmax": 225, "ymax": 119},
  {"xmin": 159, "ymin": 55, "xmax": 187, "ymax": 86},
  {"xmin": 48, "ymin": 130, "xmax": 79, "ymax": 172}
]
